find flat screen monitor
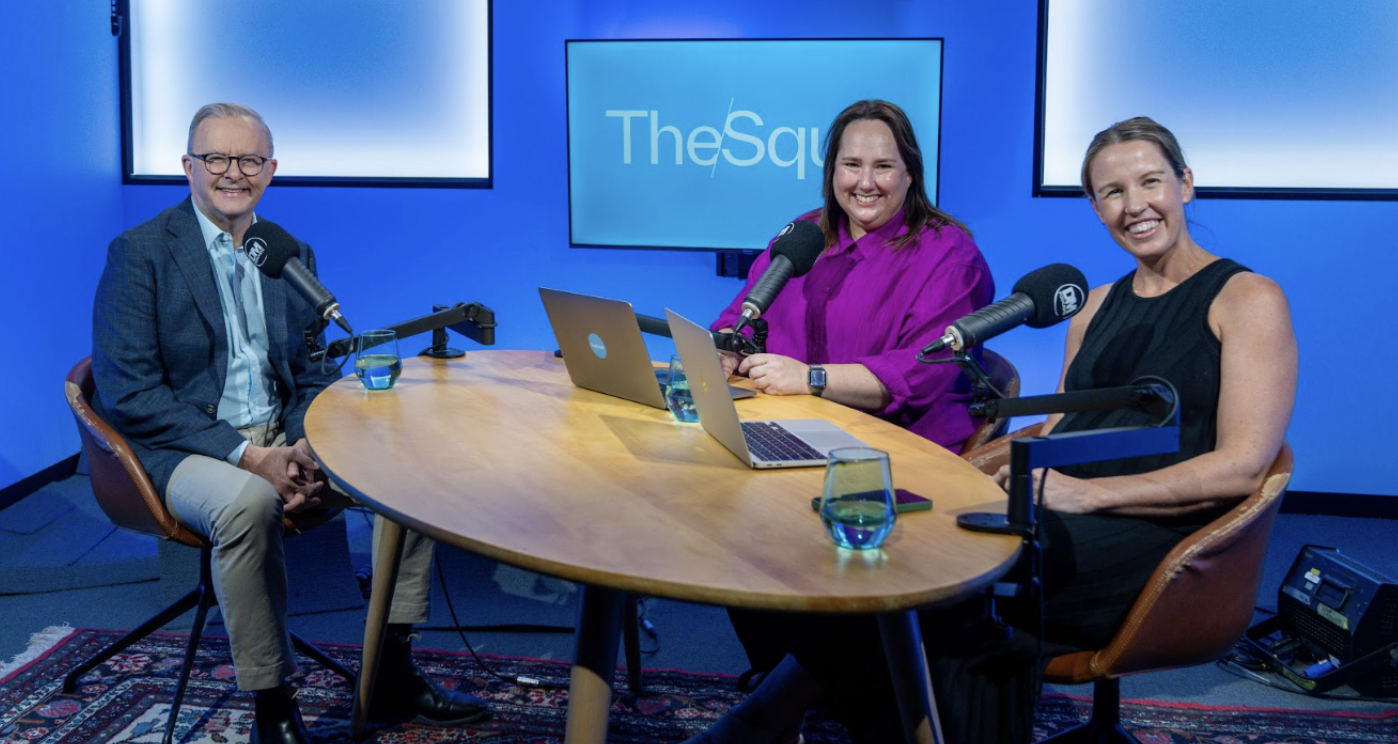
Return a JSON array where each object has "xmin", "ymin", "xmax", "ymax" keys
[
  {"xmin": 120, "ymin": 0, "xmax": 492, "ymax": 187},
  {"xmin": 567, "ymin": 39, "xmax": 944, "ymax": 251},
  {"xmin": 1035, "ymin": 0, "xmax": 1398, "ymax": 199}
]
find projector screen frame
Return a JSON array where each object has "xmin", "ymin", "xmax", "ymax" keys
[
  {"xmin": 115, "ymin": 0, "xmax": 494, "ymax": 189},
  {"xmin": 1031, "ymin": 0, "xmax": 1398, "ymax": 202}
]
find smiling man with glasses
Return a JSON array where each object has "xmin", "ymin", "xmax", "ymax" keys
[{"xmin": 91, "ymin": 103, "xmax": 490, "ymax": 744}]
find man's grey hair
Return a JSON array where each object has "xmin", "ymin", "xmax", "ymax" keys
[{"xmin": 187, "ymin": 103, "xmax": 274, "ymax": 156}]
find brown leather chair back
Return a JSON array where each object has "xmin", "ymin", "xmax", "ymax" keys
[
  {"xmin": 960, "ymin": 424, "xmax": 1293, "ymax": 683},
  {"xmin": 1050, "ymin": 443, "xmax": 1292, "ymax": 682},
  {"xmin": 962, "ymin": 347, "xmax": 1021, "ymax": 452},
  {"xmin": 66, "ymin": 357, "xmax": 340, "ymax": 545},
  {"xmin": 65, "ymin": 357, "xmax": 205, "ymax": 547}
]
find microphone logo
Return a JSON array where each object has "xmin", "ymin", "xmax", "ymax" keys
[
  {"xmin": 245, "ymin": 237, "xmax": 268, "ymax": 268},
  {"xmin": 1054, "ymin": 284, "xmax": 1084, "ymax": 319},
  {"xmin": 776, "ymin": 221, "xmax": 795, "ymax": 238}
]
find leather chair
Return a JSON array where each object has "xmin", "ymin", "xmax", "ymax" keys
[
  {"xmin": 962, "ymin": 424, "xmax": 1293, "ymax": 743},
  {"xmin": 963, "ymin": 347, "xmax": 1020, "ymax": 452},
  {"xmin": 62, "ymin": 357, "xmax": 355, "ymax": 744}
]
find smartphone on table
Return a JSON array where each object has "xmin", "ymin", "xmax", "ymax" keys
[{"xmin": 811, "ymin": 489, "xmax": 932, "ymax": 514}]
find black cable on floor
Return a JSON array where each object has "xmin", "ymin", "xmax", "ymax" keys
[
  {"xmin": 432, "ymin": 556, "xmax": 568, "ymax": 690},
  {"xmin": 1217, "ymin": 643, "xmax": 1398, "ymax": 704},
  {"xmin": 635, "ymin": 597, "xmax": 660, "ymax": 655}
]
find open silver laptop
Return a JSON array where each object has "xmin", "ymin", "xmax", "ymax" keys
[
  {"xmin": 666, "ymin": 308, "xmax": 869, "ymax": 469},
  {"xmin": 540, "ymin": 288, "xmax": 753, "ymax": 409}
]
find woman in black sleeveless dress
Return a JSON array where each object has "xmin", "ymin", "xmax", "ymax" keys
[{"xmin": 680, "ymin": 119, "xmax": 1298, "ymax": 744}]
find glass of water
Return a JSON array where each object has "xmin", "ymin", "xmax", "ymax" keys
[
  {"xmin": 354, "ymin": 330, "xmax": 402, "ymax": 391},
  {"xmin": 819, "ymin": 447, "xmax": 896, "ymax": 550},
  {"xmin": 664, "ymin": 354, "xmax": 699, "ymax": 423}
]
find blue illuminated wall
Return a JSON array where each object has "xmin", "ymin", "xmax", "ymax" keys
[
  {"xmin": 6, "ymin": 1, "xmax": 1397, "ymax": 499},
  {"xmin": 0, "ymin": 4, "xmax": 121, "ymax": 490}
]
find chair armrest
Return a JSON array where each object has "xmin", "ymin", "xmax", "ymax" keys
[{"xmin": 960, "ymin": 422, "xmax": 1045, "ymax": 475}]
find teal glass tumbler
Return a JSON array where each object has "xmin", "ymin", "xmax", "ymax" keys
[
  {"xmin": 665, "ymin": 354, "xmax": 699, "ymax": 423},
  {"xmin": 819, "ymin": 447, "xmax": 896, "ymax": 550},
  {"xmin": 354, "ymin": 330, "xmax": 402, "ymax": 391}
]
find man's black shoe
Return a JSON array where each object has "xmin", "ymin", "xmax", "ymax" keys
[
  {"xmin": 251, "ymin": 687, "xmax": 311, "ymax": 744},
  {"xmin": 369, "ymin": 629, "xmax": 490, "ymax": 725}
]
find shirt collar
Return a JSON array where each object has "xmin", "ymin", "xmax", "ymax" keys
[
  {"xmin": 831, "ymin": 207, "xmax": 911, "ymax": 259},
  {"xmin": 192, "ymin": 204, "xmax": 257, "ymax": 253}
]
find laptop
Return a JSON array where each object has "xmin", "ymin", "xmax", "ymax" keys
[
  {"xmin": 666, "ymin": 308, "xmax": 870, "ymax": 469},
  {"xmin": 540, "ymin": 287, "xmax": 754, "ymax": 409}
]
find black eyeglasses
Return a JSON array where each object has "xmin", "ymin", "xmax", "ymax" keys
[{"xmin": 189, "ymin": 152, "xmax": 271, "ymax": 176}]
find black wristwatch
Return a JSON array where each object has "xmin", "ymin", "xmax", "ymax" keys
[{"xmin": 808, "ymin": 364, "xmax": 827, "ymax": 397}]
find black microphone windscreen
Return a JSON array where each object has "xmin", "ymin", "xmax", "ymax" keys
[
  {"xmin": 768, "ymin": 220, "xmax": 825, "ymax": 276},
  {"xmin": 1012, "ymin": 263, "xmax": 1088, "ymax": 328},
  {"xmin": 243, "ymin": 220, "xmax": 300, "ymax": 279}
]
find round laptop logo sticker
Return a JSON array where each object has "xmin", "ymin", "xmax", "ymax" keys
[{"xmin": 587, "ymin": 333, "xmax": 607, "ymax": 359}]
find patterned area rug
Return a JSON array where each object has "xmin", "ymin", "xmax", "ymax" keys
[{"xmin": 1, "ymin": 628, "xmax": 1394, "ymax": 743}]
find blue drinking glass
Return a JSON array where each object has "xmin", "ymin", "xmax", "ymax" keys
[
  {"xmin": 665, "ymin": 354, "xmax": 699, "ymax": 423},
  {"xmin": 819, "ymin": 447, "xmax": 896, "ymax": 550},
  {"xmin": 354, "ymin": 330, "xmax": 402, "ymax": 391}
]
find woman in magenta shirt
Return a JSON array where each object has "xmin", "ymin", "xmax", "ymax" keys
[
  {"xmin": 694, "ymin": 100, "xmax": 995, "ymax": 744},
  {"xmin": 711, "ymin": 99, "xmax": 993, "ymax": 454}
]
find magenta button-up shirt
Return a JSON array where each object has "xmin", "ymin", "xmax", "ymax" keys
[{"xmin": 713, "ymin": 209, "xmax": 994, "ymax": 453}]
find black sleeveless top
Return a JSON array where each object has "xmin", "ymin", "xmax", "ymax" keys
[{"xmin": 1052, "ymin": 258, "xmax": 1249, "ymax": 481}]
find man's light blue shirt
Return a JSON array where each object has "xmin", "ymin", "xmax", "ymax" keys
[{"xmin": 193, "ymin": 207, "xmax": 279, "ymax": 465}]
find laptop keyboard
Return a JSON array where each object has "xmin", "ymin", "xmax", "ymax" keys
[{"xmin": 741, "ymin": 421, "xmax": 824, "ymax": 462}]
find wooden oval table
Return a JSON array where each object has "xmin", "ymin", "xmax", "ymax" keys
[{"xmin": 305, "ymin": 351, "xmax": 1019, "ymax": 743}]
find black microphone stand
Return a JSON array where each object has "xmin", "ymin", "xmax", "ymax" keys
[
  {"xmin": 633, "ymin": 313, "xmax": 768, "ymax": 355},
  {"xmin": 957, "ymin": 373, "xmax": 1180, "ymax": 536},
  {"xmin": 934, "ymin": 350, "xmax": 1182, "ymax": 656},
  {"xmin": 313, "ymin": 302, "xmax": 497, "ymax": 363}
]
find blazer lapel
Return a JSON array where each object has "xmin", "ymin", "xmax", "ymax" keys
[{"xmin": 165, "ymin": 200, "xmax": 228, "ymax": 359}]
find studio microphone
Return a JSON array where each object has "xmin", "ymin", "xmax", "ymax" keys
[
  {"xmin": 921, "ymin": 263, "xmax": 1087, "ymax": 354},
  {"xmin": 243, "ymin": 220, "xmax": 353, "ymax": 334},
  {"xmin": 733, "ymin": 220, "xmax": 825, "ymax": 333}
]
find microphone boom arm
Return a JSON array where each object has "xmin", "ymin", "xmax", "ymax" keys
[{"xmin": 316, "ymin": 302, "xmax": 497, "ymax": 362}]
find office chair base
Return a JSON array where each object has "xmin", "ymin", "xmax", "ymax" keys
[
  {"xmin": 1038, "ymin": 722, "xmax": 1142, "ymax": 744},
  {"xmin": 1038, "ymin": 678, "xmax": 1142, "ymax": 744},
  {"xmin": 62, "ymin": 549, "xmax": 356, "ymax": 744},
  {"xmin": 61, "ymin": 586, "xmax": 204, "ymax": 694}
]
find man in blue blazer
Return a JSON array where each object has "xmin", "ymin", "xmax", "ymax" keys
[{"xmin": 91, "ymin": 103, "xmax": 487, "ymax": 744}]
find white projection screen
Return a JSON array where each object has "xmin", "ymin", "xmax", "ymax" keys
[
  {"xmin": 121, "ymin": 0, "xmax": 491, "ymax": 187},
  {"xmin": 1036, "ymin": 0, "xmax": 1398, "ymax": 199}
]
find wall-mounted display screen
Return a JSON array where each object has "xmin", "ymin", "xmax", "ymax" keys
[
  {"xmin": 1036, "ymin": 0, "xmax": 1398, "ymax": 199},
  {"xmin": 122, "ymin": 0, "xmax": 491, "ymax": 187},
  {"xmin": 567, "ymin": 39, "xmax": 944, "ymax": 250}
]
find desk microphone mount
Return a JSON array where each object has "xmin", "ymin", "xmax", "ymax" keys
[
  {"xmin": 958, "ymin": 377, "xmax": 1181, "ymax": 537},
  {"xmin": 313, "ymin": 302, "xmax": 497, "ymax": 363},
  {"xmin": 633, "ymin": 313, "xmax": 767, "ymax": 355}
]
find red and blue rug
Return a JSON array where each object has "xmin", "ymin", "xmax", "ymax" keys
[{"xmin": 1, "ymin": 628, "xmax": 1394, "ymax": 743}]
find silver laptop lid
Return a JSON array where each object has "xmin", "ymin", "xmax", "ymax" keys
[
  {"xmin": 665, "ymin": 308, "xmax": 760, "ymax": 464},
  {"xmin": 668, "ymin": 308, "xmax": 870, "ymax": 469},
  {"xmin": 540, "ymin": 287, "xmax": 667, "ymax": 409}
]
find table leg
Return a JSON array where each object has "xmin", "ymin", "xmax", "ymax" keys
[
  {"xmin": 878, "ymin": 610, "xmax": 943, "ymax": 744},
  {"xmin": 564, "ymin": 586, "xmax": 627, "ymax": 744},
  {"xmin": 351, "ymin": 518, "xmax": 406, "ymax": 739}
]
